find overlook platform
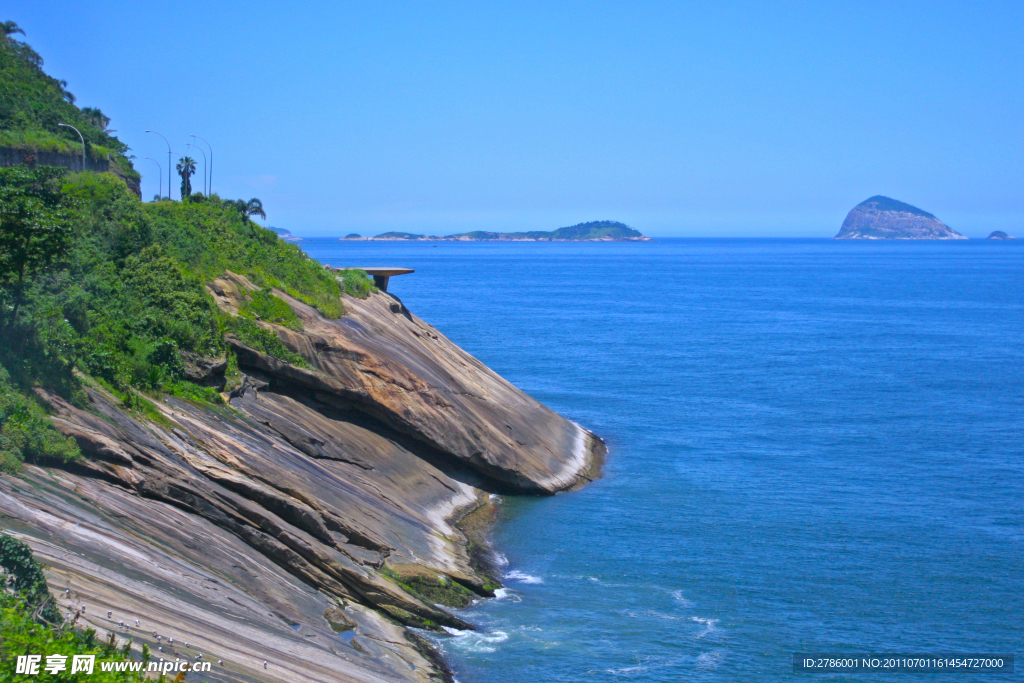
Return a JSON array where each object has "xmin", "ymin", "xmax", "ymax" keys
[{"xmin": 327, "ymin": 266, "xmax": 414, "ymax": 292}]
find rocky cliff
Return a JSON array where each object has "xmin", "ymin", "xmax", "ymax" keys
[
  {"xmin": 835, "ymin": 196, "xmax": 966, "ymax": 240},
  {"xmin": 0, "ymin": 275, "xmax": 604, "ymax": 683}
]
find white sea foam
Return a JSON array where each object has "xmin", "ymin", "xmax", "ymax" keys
[
  {"xmin": 622, "ymin": 609, "xmax": 683, "ymax": 621},
  {"xmin": 492, "ymin": 552, "xmax": 509, "ymax": 568},
  {"xmin": 441, "ymin": 626, "xmax": 509, "ymax": 653},
  {"xmin": 670, "ymin": 589, "xmax": 694, "ymax": 607},
  {"xmin": 489, "ymin": 494, "xmax": 503, "ymax": 504},
  {"xmin": 505, "ymin": 570, "xmax": 543, "ymax": 584},
  {"xmin": 691, "ymin": 616, "xmax": 719, "ymax": 638},
  {"xmin": 696, "ymin": 650, "xmax": 724, "ymax": 669},
  {"xmin": 492, "ymin": 588, "xmax": 521, "ymax": 602}
]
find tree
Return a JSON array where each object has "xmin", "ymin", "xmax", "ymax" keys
[
  {"xmin": 234, "ymin": 198, "xmax": 266, "ymax": 224},
  {"xmin": 0, "ymin": 167, "xmax": 78, "ymax": 322},
  {"xmin": 176, "ymin": 156, "xmax": 197, "ymax": 198},
  {"xmin": 1, "ymin": 21, "xmax": 24, "ymax": 40},
  {"xmin": 81, "ymin": 107, "xmax": 111, "ymax": 132}
]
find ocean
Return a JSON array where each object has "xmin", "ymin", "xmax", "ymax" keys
[{"xmin": 302, "ymin": 238, "xmax": 1024, "ymax": 682}]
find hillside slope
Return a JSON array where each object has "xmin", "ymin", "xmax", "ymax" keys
[{"xmin": 0, "ymin": 26, "xmax": 139, "ymax": 191}]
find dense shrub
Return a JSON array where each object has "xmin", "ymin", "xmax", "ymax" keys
[
  {"xmin": 0, "ymin": 365, "xmax": 79, "ymax": 474},
  {"xmin": 0, "ymin": 535, "xmax": 59, "ymax": 623},
  {"xmin": 337, "ymin": 269, "xmax": 375, "ymax": 299}
]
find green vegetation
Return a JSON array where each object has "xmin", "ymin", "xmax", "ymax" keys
[
  {"xmin": 0, "ymin": 24, "xmax": 138, "ymax": 186},
  {"xmin": 0, "ymin": 167, "xmax": 346, "ymax": 414},
  {"xmin": 0, "ymin": 534, "xmax": 60, "ymax": 624},
  {"xmin": 373, "ymin": 232, "xmax": 424, "ymax": 239},
  {"xmin": 225, "ymin": 316, "xmax": 310, "ymax": 368},
  {"xmin": 548, "ymin": 220, "xmax": 646, "ymax": 240},
  {"xmin": 232, "ymin": 198, "xmax": 266, "ymax": 226},
  {"xmin": 175, "ymin": 156, "xmax": 196, "ymax": 198},
  {"xmin": 239, "ymin": 288, "xmax": 304, "ymax": 331},
  {"xmin": 381, "ymin": 565, "xmax": 478, "ymax": 609},
  {"xmin": 0, "ymin": 534, "xmax": 148, "ymax": 681},
  {"xmin": 0, "ymin": 366, "xmax": 80, "ymax": 474},
  {"xmin": 0, "ymin": 167, "xmax": 79, "ymax": 320},
  {"xmin": 336, "ymin": 269, "xmax": 374, "ymax": 299},
  {"xmin": 0, "ymin": 29, "xmax": 381, "ymax": 469}
]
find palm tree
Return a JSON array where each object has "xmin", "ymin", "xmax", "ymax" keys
[
  {"xmin": 234, "ymin": 198, "xmax": 266, "ymax": 224},
  {"xmin": 81, "ymin": 107, "xmax": 111, "ymax": 132},
  {"xmin": 1, "ymin": 21, "xmax": 24, "ymax": 40},
  {"xmin": 176, "ymin": 156, "xmax": 197, "ymax": 198}
]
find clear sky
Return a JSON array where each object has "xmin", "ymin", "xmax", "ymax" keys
[{"xmin": 8, "ymin": 1, "xmax": 1024, "ymax": 237}]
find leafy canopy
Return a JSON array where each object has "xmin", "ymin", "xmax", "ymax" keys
[{"xmin": 0, "ymin": 167, "xmax": 77, "ymax": 298}]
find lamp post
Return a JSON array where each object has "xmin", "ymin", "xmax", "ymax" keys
[
  {"xmin": 186, "ymin": 142, "xmax": 206, "ymax": 197},
  {"xmin": 57, "ymin": 123, "xmax": 85, "ymax": 171},
  {"xmin": 190, "ymin": 134, "xmax": 212, "ymax": 195},
  {"xmin": 143, "ymin": 157, "xmax": 162, "ymax": 201},
  {"xmin": 145, "ymin": 130, "xmax": 172, "ymax": 199}
]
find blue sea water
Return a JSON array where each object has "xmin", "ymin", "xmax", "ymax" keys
[{"xmin": 302, "ymin": 238, "xmax": 1024, "ymax": 682}]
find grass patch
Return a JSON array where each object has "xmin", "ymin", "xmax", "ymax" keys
[
  {"xmin": 165, "ymin": 380, "xmax": 224, "ymax": 406},
  {"xmin": 224, "ymin": 317, "xmax": 309, "ymax": 368},
  {"xmin": 239, "ymin": 288, "xmax": 303, "ymax": 331}
]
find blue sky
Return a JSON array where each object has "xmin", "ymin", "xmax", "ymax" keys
[{"xmin": 9, "ymin": 1, "xmax": 1024, "ymax": 237}]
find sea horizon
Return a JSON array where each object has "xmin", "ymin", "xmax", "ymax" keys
[{"xmin": 302, "ymin": 237, "xmax": 1024, "ymax": 682}]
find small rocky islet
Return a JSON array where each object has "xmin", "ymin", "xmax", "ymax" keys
[
  {"xmin": 835, "ymin": 196, "xmax": 966, "ymax": 240},
  {"xmin": 987, "ymin": 230, "xmax": 1015, "ymax": 240}
]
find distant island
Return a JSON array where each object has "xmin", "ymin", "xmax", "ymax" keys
[
  {"xmin": 341, "ymin": 220, "xmax": 651, "ymax": 242},
  {"xmin": 270, "ymin": 227, "xmax": 302, "ymax": 242},
  {"xmin": 835, "ymin": 196, "xmax": 966, "ymax": 240},
  {"xmin": 987, "ymin": 231, "xmax": 1014, "ymax": 240}
]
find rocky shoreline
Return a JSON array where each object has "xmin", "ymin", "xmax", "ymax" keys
[{"xmin": 0, "ymin": 277, "xmax": 604, "ymax": 682}]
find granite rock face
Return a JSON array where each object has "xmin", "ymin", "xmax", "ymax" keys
[
  {"xmin": 835, "ymin": 196, "xmax": 966, "ymax": 240},
  {"xmin": 0, "ymin": 276, "xmax": 605, "ymax": 683}
]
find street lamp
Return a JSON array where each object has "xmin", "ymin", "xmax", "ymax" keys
[
  {"xmin": 145, "ymin": 130, "xmax": 172, "ymax": 200},
  {"xmin": 190, "ymin": 134, "xmax": 212, "ymax": 195},
  {"xmin": 57, "ymin": 123, "xmax": 85, "ymax": 171},
  {"xmin": 186, "ymin": 142, "xmax": 206, "ymax": 197},
  {"xmin": 143, "ymin": 157, "xmax": 162, "ymax": 201}
]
